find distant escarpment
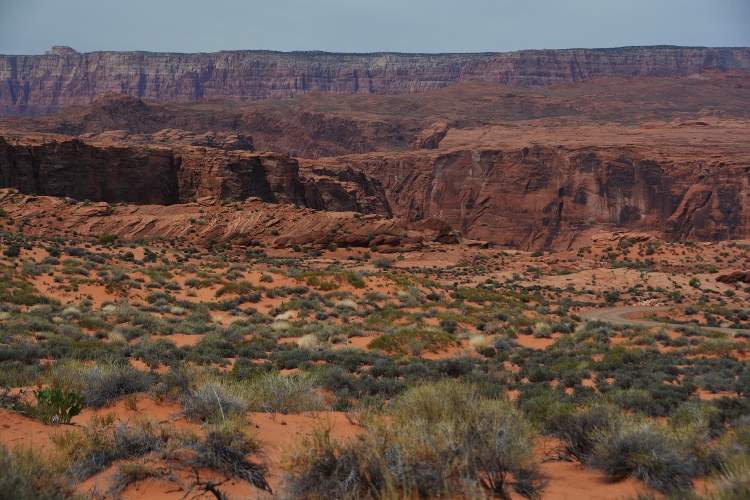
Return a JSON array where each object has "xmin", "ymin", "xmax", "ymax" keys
[
  {"xmin": 0, "ymin": 134, "xmax": 390, "ymax": 215},
  {"xmin": 1, "ymin": 45, "xmax": 749, "ymax": 116}
]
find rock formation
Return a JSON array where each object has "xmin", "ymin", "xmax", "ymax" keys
[
  {"xmin": 313, "ymin": 144, "xmax": 750, "ymax": 249},
  {"xmin": 0, "ymin": 191, "xmax": 445, "ymax": 251},
  {"xmin": 0, "ymin": 134, "xmax": 390, "ymax": 215},
  {"xmin": 1, "ymin": 68, "xmax": 749, "ymax": 250},
  {"xmin": 2, "ymin": 46, "xmax": 749, "ymax": 116}
]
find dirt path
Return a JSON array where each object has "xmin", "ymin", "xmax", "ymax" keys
[{"xmin": 579, "ymin": 306, "xmax": 749, "ymax": 335}]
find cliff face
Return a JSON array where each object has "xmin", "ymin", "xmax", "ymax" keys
[
  {"xmin": 0, "ymin": 135, "xmax": 391, "ymax": 215},
  {"xmin": 315, "ymin": 145, "xmax": 750, "ymax": 249},
  {"xmin": 1, "ymin": 45, "xmax": 749, "ymax": 116}
]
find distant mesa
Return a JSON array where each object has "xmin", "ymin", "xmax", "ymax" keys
[
  {"xmin": 45, "ymin": 46, "xmax": 79, "ymax": 55},
  {"xmin": 2, "ymin": 45, "xmax": 749, "ymax": 116}
]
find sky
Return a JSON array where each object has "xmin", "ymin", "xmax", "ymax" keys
[{"xmin": 1, "ymin": 0, "xmax": 748, "ymax": 54}]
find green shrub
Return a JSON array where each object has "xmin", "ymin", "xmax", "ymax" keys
[
  {"xmin": 3, "ymin": 244, "xmax": 20, "ymax": 258},
  {"xmin": 98, "ymin": 233, "xmax": 118, "ymax": 245},
  {"xmin": 32, "ymin": 387, "xmax": 85, "ymax": 424},
  {"xmin": 346, "ymin": 272, "xmax": 366, "ymax": 289},
  {"xmin": 367, "ymin": 326, "xmax": 458, "ymax": 355}
]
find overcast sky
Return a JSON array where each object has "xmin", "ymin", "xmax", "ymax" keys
[{"xmin": 1, "ymin": 0, "xmax": 748, "ymax": 54}]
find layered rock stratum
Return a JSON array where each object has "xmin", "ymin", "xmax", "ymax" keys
[
  {"xmin": 0, "ymin": 134, "xmax": 390, "ymax": 215},
  {"xmin": 1, "ymin": 55, "xmax": 749, "ymax": 250},
  {"xmin": 1, "ymin": 45, "xmax": 750, "ymax": 116}
]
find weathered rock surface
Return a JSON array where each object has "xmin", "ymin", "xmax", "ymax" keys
[
  {"xmin": 274, "ymin": 217, "xmax": 460, "ymax": 251},
  {"xmin": 2, "ymin": 46, "xmax": 749, "ymax": 116},
  {"xmin": 0, "ymin": 134, "xmax": 390, "ymax": 215},
  {"xmin": 0, "ymin": 192, "xmax": 441, "ymax": 250},
  {"xmin": 80, "ymin": 128, "xmax": 255, "ymax": 151},
  {"xmin": 313, "ymin": 142, "xmax": 750, "ymax": 249},
  {"xmin": 716, "ymin": 271, "xmax": 750, "ymax": 284}
]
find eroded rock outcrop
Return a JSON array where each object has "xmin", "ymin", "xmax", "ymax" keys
[
  {"xmin": 2, "ymin": 46, "xmax": 749, "ymax": 116},
  {"xmin": 0, "ymin": 134, "xmax": 390, "ymax": 215},
  {"xmin": 316, "ymin": 146, "xmax": 750, "ymax": 249},
  {"xmin": 0, "ymin": 192, "xmax": 439, "ymax": 250}
]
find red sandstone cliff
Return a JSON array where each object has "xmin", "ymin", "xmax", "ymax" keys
[
  {"xmin": 0, "ymin": 134, "xmax": 391, "ymax": 215},
  {"xmin": 312, "ymin": 143, "xmax": 750, "ymax": 249},
  {"xmin": 1, "ymin": 45, "xmax": 749, "ymax": 116}
]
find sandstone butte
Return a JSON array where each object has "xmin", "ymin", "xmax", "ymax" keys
[{"xmin": 0, "ymin": 46, "xmax": 749, "ymax": 251}]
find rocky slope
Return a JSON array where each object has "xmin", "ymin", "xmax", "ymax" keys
[
  {"xmin": 1, "ymin": 45, "xmax": 749, "ymax": 116},
  {"xmin": 0, "ymin": 191, "xmax": 453, "ymax": 251},
  {"xmin": 0, "ymin": 133, "xmax": 390, "ymax": 215}
]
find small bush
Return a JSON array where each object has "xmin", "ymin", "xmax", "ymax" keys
[
  {"xmin": 3, "ymin": 244, "xmax": 20, "ymax": 258},
  {"xmin": 250, "ymin": 372, "xmax": 324, "ymax": 414},
  {"xmin": 81, "ymin": 365, "xmax": 152, "ymax": 408},
  {"xmin": 98, "ymin": 233, "xmax": 118, "ymax": 245},
  {"xmin": 552, "ymin": 404, "xmax": 621, "ymax": 462},
  {"xmin": 32, "ymin": 387, "xmax": 85, "ymax": 424},
  {"xmin": 589, "ymin": 421, "xmax": 701, "ymax": 492},
  {"xmin": 0, "ymin": 443, "xmax": 70, "ymax": 499},
  {"xmin": 282, "ymin": 380, "xmax": 546, "ymax": 499},
  {"xmin": 372, "ymin": 257, "xmax": 394, "ymax": 269},
  {"xmin": 180, "ymin": 380, "xmax": 247, "ymax": 422},
  {"xmin": 367, "ymin": 326, "xmax": 458, "ymax": 355},
  {"xmin": 176, "ymin": 419, "xmax": 271, "ymax": 494}
]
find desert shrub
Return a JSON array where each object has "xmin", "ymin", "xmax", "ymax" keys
[
  {"xmin": 57, "ymin": 323, "xmax": 82, "ymax": 338},
  {"xmin": 517, "ymin": 383, "xmax": 576, "ymax": 431},
  {"xmin": 346, "ymin": 272, "xmax": 366, "ymax": 288},
  {"xmin": 283, "ymin": 380, "xmax": 545, "ymax": 499},
  {"xmin": 175, "ymin": 418, "xmax": 271, "ymax": 494},
  {"xmin": 0, "ymin": 443, "xmax": 71, "ymax": 500},
  {"xmin": 322, "ymin": 366, "xmax": 404, "ymax": 404},
  {"xmin": 52, "ymin": 415, "xmax": 169, "ymax": 481},
  {"xmin": 80, "ymin": 364, "xmax": 152, "ymax": 408},
  {"xmin": 32, "ymin": 387, "xmax": 85, "ymax": 424},
  {"xmin": 249, "ymin": 372, "xmax": 324, "ymax": 414},
  {"xmin": 367, "ymin": 326, "xmax": 457, "ymax": 355},
  {"xmin": 589, "ymin": 421, "xmax": 703, "ymax": 492},
  {"xmin": 372, "ymin": 257, "xmax": 393, "ymax": 269},
  {"xmin": 98, "ymin": 233, "xmax": 118, "ymax": 245},
  {"xmin": 180, "ymin": 380, "xmax": 247, "ymax": 422},
  {"xmin": 551, "ymin": 404, "xmax": 621, "ymax": 461},
  {"xmin": 152, "ymin": 364, "xmax": 195, "ymax": 400},
  {"xmin": 131, "ymin": 336, "xmax": 178, "ymax": 368},
  {"xmin": 3, "ymin": 244, "xmax": 20, "ymax": 257},
  {"xmin": 230, "ymin": 358, "xmax": 275, "ymax": 380},
  {"xmin": 215, "ymin": 280, "xmax": 256, "ymax": 297},
  {"xmin": 439, "ymin": 318, "xmax": 458, "ymax": 333}
]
